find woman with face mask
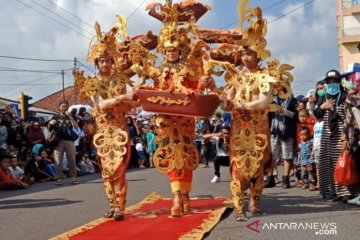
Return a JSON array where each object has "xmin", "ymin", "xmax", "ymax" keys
[{"xmin": 314, "ymin": 69, "xmax": 359, "ymax": 202}]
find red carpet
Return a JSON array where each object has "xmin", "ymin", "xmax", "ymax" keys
[{"xmin": 51, "ymin": 192, "xmax": 230, "ymax": 240}]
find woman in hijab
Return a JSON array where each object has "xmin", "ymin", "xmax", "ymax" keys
[{"xmin": 314, "ymin": 69, "xmax": 358, "ymax": 201}]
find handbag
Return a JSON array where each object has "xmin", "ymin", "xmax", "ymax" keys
[
  {"xmin": 67, "ymin": 127, "xmax": 79, "ymax": 141},
  {"xmin": 47, "ymin": 129, "xmax": 60, "ymax": 147},
  {"xmin": 334, "ymin": 147, "xmax": 360, "ymax": 185}
]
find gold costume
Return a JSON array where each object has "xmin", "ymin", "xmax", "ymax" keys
[
  {"xmin": 228, "ymin": 70, "xmax": 273, "ymax": 218},
  {"xmin": 132, "ymin": 1, "xmax": 215, "ymax": 217},
  {"xmin": 73, "ymin": 18, "xmax": 134, "ymax": 220},
  {"xmin": 203, "ymin": 0, "xmax": 294, "ymax": 220}
]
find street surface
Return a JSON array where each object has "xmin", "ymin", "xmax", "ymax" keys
[{"xmin": 1, "ymin": 166, "xmax": 359, "ymax": 240}]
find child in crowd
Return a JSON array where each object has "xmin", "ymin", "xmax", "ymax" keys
[
  {"xmin": 9, "ymin": 154, "xmax": 25, "ymax": 181},
  {"xmin": 294, "ymin": 108, "xmax": 315, "ymax": 185},
  {"xmin": 135, "ymin": 138, "xmax": 147, "ymax": 168},
  {"xmin": 79, "ymin": 153, "xmax": 95, "ymax": 174},
  {"xmin": 0, "ymin": 153, "xmax": 28, "ymax": 190},
  {"xmin": 305, "ymin": 89, "xmax": 317, "ymax": 116},
  {"xmin": 36, "ymin": 148, "xmax": 58, "ymax": 180},
  {"xmin": 146, "ymin": 126, "xmax": 156, "ymax": 168},
  {"xmin": 297, "ymin": 127, "xmax": 316, "ymax": 190},
  {"xmin": 296, "ymin": 109, "xmax": 315, "ymax": 144},
  {"xmin": 312, "ymin": 117, "xmax": 323, "ymax": 190}
]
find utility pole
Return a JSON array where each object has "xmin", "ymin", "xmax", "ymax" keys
[
  {"xmin": 74, "ymin": 57, "xmax": 77, "ymax": 70},
  {"xmin": 62, "ymin": 69, "xmax": 65, "ymax": 100},
  {"xmin": 74, "ymin": 57, "xmax": 77, "ymax": 103}
]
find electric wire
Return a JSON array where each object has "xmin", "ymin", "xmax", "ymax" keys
[
  {"xmin": 15, "ymin": 0, "xmax": 92, "ymax": 40},
  {"xmin": 31, "ymin": 0, "xmax": 94, "ymax": 36}
]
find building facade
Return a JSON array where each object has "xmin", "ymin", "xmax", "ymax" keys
[{"xmin": 337, "ymin": 0, "xmax": 360, "ymax": 71}]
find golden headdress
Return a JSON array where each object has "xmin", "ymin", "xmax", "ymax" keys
[
  {"xmin": 236, "ymin": 0, "xmax": 270, "ymax": 60},
  {"xmin": 146, "ymin": 1, "xmax": 210, "ymax": 60},
  {"xmin": 87, "ymin": 16, "xmax": 129, "ymax": 63}
]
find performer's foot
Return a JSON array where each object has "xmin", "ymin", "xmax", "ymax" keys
[
  {"xmin": 182, "ymin": 193, "xmax": 191, "ymax": 214},
  {"xmin": 235, "ymin": 210, "xmax": 247, "ymax": 221},
  {"xmin": 249, "ymin": 205, "xmax": 263, "ymax": 215},
  {"xmin": 103, "ymin": 209, "xmax": 114, "ymax": 218},
  {"xmin": 171, "ymin": 193, "xmax": 182, "ymax": 217},
  {"xmin": 113, "ymin": 208, "xmax": 125, "ymax": 221}
]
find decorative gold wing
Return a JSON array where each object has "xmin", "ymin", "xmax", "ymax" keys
[
  {"xmin": 73, "ymin": 69, "xmax": 99, "ymax": 100},
  {"xmin": 266, "ymin": 58, "xmax": 294, "ymax": 111},
  {"xmin": 187, "ymin": 40, "xmax": 210, "ymax": 76}
]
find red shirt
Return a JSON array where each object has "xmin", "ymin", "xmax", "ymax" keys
[{"xmin": 0, "ymin": 167, "xmax": 18, "ymax": 190}]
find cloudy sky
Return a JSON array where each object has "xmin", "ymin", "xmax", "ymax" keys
[{"xmin": 0, "ymin": 0, "xmax": 338, "ymax": 102}]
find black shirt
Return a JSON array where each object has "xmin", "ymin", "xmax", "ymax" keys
[{"xmin": 49, "ymin": 114, "xmax": 75, "ymax": 141}]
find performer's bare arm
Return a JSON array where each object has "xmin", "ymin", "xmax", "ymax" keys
[
  {"xmin": 221, "ymin": 87, "xmax": 235, "ymax": 111},
  {"xmin": 242, "ymin": 92, "xmax": 272, "ymax": 110},
  {"xmin": 90, "ymin": 92, "xmax": 135, "ymax": 110}
]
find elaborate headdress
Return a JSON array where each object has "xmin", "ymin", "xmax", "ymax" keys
[
  {"xmin": 87, "ymin": 15, "xmax": 129, "ymax": 63},
  {"xmin": 236, "ymin": 0, "xmax": 270, "ymax": 60},
  {"xmin": 146, "ymin": 0, "xmax": 210, "ymax": 60}
]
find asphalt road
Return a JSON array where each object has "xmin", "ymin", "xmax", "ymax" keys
[{"xmin": 1, "ymin": 165, "xmax": 359, "ymax": 240}]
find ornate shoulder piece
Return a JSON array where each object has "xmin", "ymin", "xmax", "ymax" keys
[
  {"xmin": 112, "ymin": 70, "xmax": 135, "ymax": 88},
  {"xmin": 266, "ymin": 59, "xmax": 293, "ymax": 99},
  {"xmin": 73, "ymin": 70, "xmax": 99, "ymax": 99}
]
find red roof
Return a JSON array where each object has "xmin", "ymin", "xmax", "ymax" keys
[{"xmin": 33, "ymin": 86, "xmax": 92, "ymax": 112}]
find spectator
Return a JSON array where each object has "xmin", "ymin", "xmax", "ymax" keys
[
  {"xmin": 48, "ymin": 100, "xmax": 79, "ymax": 186},
  {"xmin": 200, "ymin": 118, "xmax": 213, "ymax": 168},
  {"xmin": 0, "ymin": 153, "xmax": 28, "ymax": 190},
  {"xmin": 135, "ymin": 138, "xmax": 147, "ymax": 168},
  {"xmin": 7, "ymin": 119, "xmax": 24, "ymax": 148},
  {"xmin": 205, "ymin": 126, "xmax": 230, "ymax": 183},
  {"xmin": 127, "ymin": 117, "xmax": 139, "ymax": 168},
  {"xmin": 34, "ymin": 146, "xmax": 58, "ymax": 181},
  {"xmin": 38, "ymin": 117, "xmax": 49, "ymax": 140},
  {"xmin": 212, "ymin": 112, "xmax": 223, "ymax": 133},
  {"xmin": 2, "ymin": 106, "xmax": 14, "ymax": 127},
  {"xmin": 73, "ymin": 121, "xmax": 85, "ymax": 152},
  {"xmin": 296, "ymin": 109, "xmax": 315, "ymax": 146},
  {"xmin": 296, "ymin": 127, "xmax": 316, "ymax": 190},
  {"xmin": 0, "ymin": 115, "xmax": 8, "ymax": 147},
  {"xmin": 314, "ymin": 69, "xmax": 358, "ymax": 201},
  {"xmin": 79, "ymin": 152, "xmax": 95, "ymax": 174},
  {"xmin": 312, "ymin": 116, "xmax": 324, "ymax": 190},
  {"xmin": 26, "ymin": 121, "xmax": 45, "ymax": 147},
  {"xmin": 146, "ymin": 126, "xmax": 156, "ymax": 168},
  {"xmin": 221, "ymin": 112, "xmax": 232, "ymax": 128},
  {"xmin": 341, "ymin": 71, "xmax": 360, "ymax": 205},
  {"xmin": 22, "ymin": 150, "xmax": 36, "ymax": 184},
  {"xmin": 268, "ymin": 94, "xmax": 298, "ymax": 188},
  {"xmin": 9, "ymin": 153, "xmax": 25, "ymax": 181},
  {"xmin": 194, "ymin": 118, "xmax": 203, "ymax": 158},
  {"xmin": 305, "ymin": 89, "xmax": 317, "ymax": 116}
]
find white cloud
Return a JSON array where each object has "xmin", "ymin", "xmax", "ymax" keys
[
  {"xmin": 0, "ymin": 0, "xmax": 337, "ymax": 101},
  {"xmin": 266, "ymin": 0, "xmax": 338, "ymax": 96}
]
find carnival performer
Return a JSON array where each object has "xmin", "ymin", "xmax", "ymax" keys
[
  {"xmin": 73, "ymin": 18, "xmax": 139, "ymax": 220},
  {"xmin": 132, "ymin": 1, "xmax": 214, "ymax": 217},
  {"xmin": 208, "ymin": 0, "xmax": 293, "ymax": 221}
]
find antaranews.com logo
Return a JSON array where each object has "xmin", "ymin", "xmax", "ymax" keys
[{"xmin": 246, "ymin": 219, "xmax": 337, "ymax": 235}]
